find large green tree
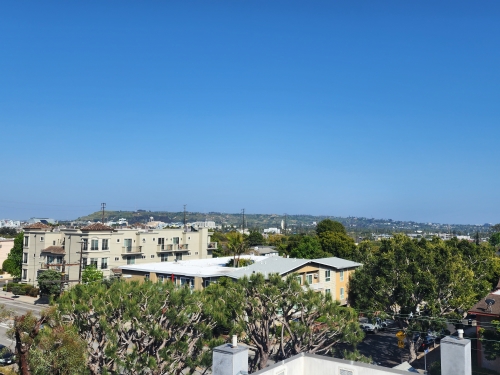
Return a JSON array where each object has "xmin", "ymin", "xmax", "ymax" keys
[
  {"xmin": 319, "ymin": 231, "xmax": 357, "ymax": 259},
  {"xmin": 205, "ymin": 273, "xmax": 363, "ymax": 371},
  {"xmin": 57, "ymin": 280, "xmax": 220, "ymax": 375},
  {"xmin": 37, "ymin": 270, "xmax": 63, "ymax": 297},
  {"xmin": 3, "ymin": 232, "xmax": 24, "ymax": 278},
  {"xmin": 246, "ymin": 231, "xmax": 265, "ymax": 247},
  {"xmin": 349, "ymin": 235, "xmax": 492, "ymax": 362},
  {"xmin": 81, "ymin": 265, "xmax": 103, "ymax": 284},
  {"xmin": 316, "ymin": 219, "xmax": 346, "ymax": 236},
  {"xmin": 288, "ymin": 235, "xmax": 329, "ymax": 259}
]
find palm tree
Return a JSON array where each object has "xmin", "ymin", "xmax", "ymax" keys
[{"xmin": 226, "ymin": 231, "xmax": 247, "ymax": 267}]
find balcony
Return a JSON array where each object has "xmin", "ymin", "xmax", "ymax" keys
[
  {"xmin": 121, "ymin": 246, "xmax": 143, "ymax": 254},
  {"xmin": 208, "ymin": 242, "xmax": 217, "ymax": 249},
  {"xmin": 157, "ymin": 244, "xmax": 174, "ymax": 252},
  {"xmin": 40, "ymin": 263, "xmax": 62, "ymax": 271},
  {"xmin": 179, "ymin": 244, "xmax": 188, "ymax": 250}
]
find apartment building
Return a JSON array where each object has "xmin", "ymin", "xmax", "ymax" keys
[
  {"xmin": 120, "ymin": 255, "xmax": 361, "ymax": 304},
  {"xmin": 228, "ymin": 257, "xmax": 360, "ymax": 304},
  {"xmin": 21, "ymin": 222, "xmax": 216, "ymax": 286}
]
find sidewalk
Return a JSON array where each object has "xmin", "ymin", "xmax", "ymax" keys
[{"xmin": 0, "ymin": 290, "xmax": 49, "ymax": 306}]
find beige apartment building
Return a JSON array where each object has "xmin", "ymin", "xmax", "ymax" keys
[{"xmin": 21, "ymin": 222, "xmax": 217, "ymax": 286}]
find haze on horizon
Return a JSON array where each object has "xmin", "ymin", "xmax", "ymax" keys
[{"xmin": 1, "ymin": 1, "xmax": 499, "ymax": 226}]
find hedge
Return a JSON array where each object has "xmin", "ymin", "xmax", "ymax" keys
[{"xmin": 3, "ymin": 283, "xmax": 39, "ymax": 297}]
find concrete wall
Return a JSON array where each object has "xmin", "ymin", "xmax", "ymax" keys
[{"xmin": 251, "ymin": 353, "xmax": 410, "ymax": 375}]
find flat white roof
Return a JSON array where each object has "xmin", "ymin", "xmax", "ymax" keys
[{"xmin": 119, "ymin": 255, "xmax": 267, "ymax": 278}]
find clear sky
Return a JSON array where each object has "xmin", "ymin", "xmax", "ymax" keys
[{"xmin": 1, "ymin": 1, "xmax": 499, "ymax": 224}]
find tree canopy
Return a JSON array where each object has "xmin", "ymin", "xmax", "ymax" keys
[
  {"xmin": 3, "ymin": 232, "xmax": 24, "ymax": 278},
  {"xmin": 37, "ymin": 270, "xmax": 62, "ymax": 297},
  {"xmin": 81, "ymin": 265, "xmax": 103, "ymax": 284},
  {"xmin": 348, "ymin": 234, "xmax": 498, "ymax": 362},
  {"xmin": 316, "ymin": 219, "xmax": 346, "ymax": 236},
  {"xmin": 288, "ymin": 235, "xmax": 329, "ymax": 259}
]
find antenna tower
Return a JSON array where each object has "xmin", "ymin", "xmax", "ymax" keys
[{"xmin": 101, "ymin": 203, "xmax": 106, "ymax": 223}]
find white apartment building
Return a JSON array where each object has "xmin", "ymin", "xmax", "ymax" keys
[{"xmin": 21, "ymin": 222, "xmax": 217, "ymax": 286}]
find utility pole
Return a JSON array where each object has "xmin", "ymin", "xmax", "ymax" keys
[
  {"xmin": 78, "ymin": 241, "xmax": 84, "ymax": 284},
  {"xmin": 183, "ymin": 204, "xmax": 187, "ymax": 232},
  {"xmin": 60, "ymin": 260, "xmax": 66, "ymax": 295},
  {"xmin": 241, "ymin": 209, "xmax": 245, "ymax": 234},
  {"xmin": 101, "ymin": 203, "xmax": 106, "ymax": 223}
]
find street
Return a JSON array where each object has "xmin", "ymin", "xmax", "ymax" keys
[{"xmin": 0, "ymin": 295, "xmax": 47, "ymax": 348}]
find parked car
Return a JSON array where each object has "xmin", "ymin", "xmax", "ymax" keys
[
  {"xmin": 418, "ymin": 337, "xmax": 436, "ymax": 351},
  {"xmin": 0, "ymin": 345, "xmax": 15, "ymax": 366},
  {"xmin": 360, "ymin": 323, "xmax": 379, "ymax": 334}
]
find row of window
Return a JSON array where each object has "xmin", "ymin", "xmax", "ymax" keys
[
  {"xmin": 295, "ymin": 270, "xmax": 345, "ymax": 285},
  {"xmin": 83, "ymin": 257, "xmax": 109, "ymax": 269}
]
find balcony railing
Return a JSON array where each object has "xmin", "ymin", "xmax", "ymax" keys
[
  {"xmin": 208, "ymin": 242, "xmax": 217, "ymax": 249},
  {"xmin": 156, "ymin": 244, "xmax": 177, "ymax": 253},
  {"xmin": 179, "ymin": 244, "xmax": 188, "ymax": 250},
  {"xmin": 40, "ymin": 263, "xmax": 62, "ymax": 271},
  {"xmin": 121, "ymin": 246, "xmax": 142, "ymax": 254}
]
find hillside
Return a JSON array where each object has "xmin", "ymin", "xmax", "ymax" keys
[{"xmin": 74, "ymin": 210, "xmax": 493, "ymax": 236}]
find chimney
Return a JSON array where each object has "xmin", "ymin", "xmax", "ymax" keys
[
  {"xmin": 212, "ymin": 336, "xmax": 248, "ymax": 375},
  {"xmin": 440, "ymin": 336, "xmax": 471, "ymax": 375}
]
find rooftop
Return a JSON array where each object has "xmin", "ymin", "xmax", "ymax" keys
[
  {"xmin": 23, "ymin": 222, "xmax": 51, "ymax": 229},
  {"xmin": 80, "ymin": 223, "xmax": 114, "ymax": 232},
  {"xmin": 228, "ymin": 256, "xmax": 362, "ymax": 280},
  {"xmin": 40, "ymin": 246, "xmax": 65, "ymax": 255},
  {"xmin": 468, "ymin": 289, "xmax": 500, "ymax": 317},
  {"xmin": 120, "ymin": 255, "xmax": 267, "ymax": 278}
]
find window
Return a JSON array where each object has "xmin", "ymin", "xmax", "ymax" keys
[
  {"xmin": 102, "ymin": 239, "xmax": 109, "ymax": 250},
  {"xmin": 339, "ymin": 369, "xmax": 353, "ymax": 375},
  {"xmin": 158, "ymin": 238, "xmax": 165, "ymax": 250},
  {"xmin": 340, "ymin": 270, "xmax": 344, "ymax": 281},
  {"xmin": 195, "ymin": 252, "xmax": 198, "ymax": 255},
  {"xmin": 24, "ymin": 236, "xmax": 29, "ymax": 247},
  {"xmin": 91, "ymin": 239, "xmax": 99, "ymax": 251},
  {"xmin": 101, "ymin": 258, "xmax": 108, "ymax": 270},
  {"xmin": 114, "ymin": 257, "xmax": 119, "ymax": 261},
  {"xmin": 40, "ymin": 236, "xmax": 44, "ymax": 242},
  {"xmin": 23, "ymin": 253, "xmax": 28, "ymax": 264},
  {"xmin": 126, "ymin": 256, "xmax": 135, "ymax": 265},
  {"xmin": 82, "ymin": 239, "xmax": 88, "ymax": 250},
  {"xmin": 160, "ymin": 254, "xmax": 168, "ymax": 262},
  {"xmin": 124, "ymin": 239, "xmax": 132, "ymax": 251},
  {"xmin": 145, "ymin": 274, "xmax": 150, "ymax": 280},
  {"xmin": 83, "ymin": 258, "xmax": 88, "ymax": 268},
  {"xmin": 90, "ymin": 258, "xmax": 98, "ymax": 268},
  {"xmin": 22, "ymin": 269, "xmax": 27, "ymax": 280},
  {"xmin": 116, "ymin": 239, "xmax": 120, "ymax": 243},
  {"xmin": 325, "ymin": 270, "xmax": 331, "ymax": 282},
  {"xmin": 141, "ymin": 255, "xmax": 146, "ymax": 259},
  {"xmin": 340, "ymin": 287, "xmax": 345, "ymax": 300},
  {"xmin": 173, "ymin": 237, "xmax": 179, "ymax": 244},
  {"xmin": 306, "ymin": 274, "xmax": 313, "ymax": 284},
  {"xmin": 53, "ymin": 241, "xmax": 56, "ymax": 245},
  {"xmin": 142, "ymin": 238, "xmax": 146, "ymax": 243},
  {"xmin": 150, "ymin": 255, "xmax": 155, "ymax": 258},
  {"xmin": 175, "ymin": 253, "xmax": 182, "ymax": 261},
  {"xmin": 295, "ymin": 275, "xmax": 302, "ymax": 285}
]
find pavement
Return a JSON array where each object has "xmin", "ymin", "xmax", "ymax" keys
[{"xmin": 0, "ymin": 291, "xmax": 49, "ymax": 306}]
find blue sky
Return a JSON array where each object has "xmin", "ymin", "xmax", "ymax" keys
[{"xmin": 1, "ymin": 1, "xmax": 499, "ymax": 224}]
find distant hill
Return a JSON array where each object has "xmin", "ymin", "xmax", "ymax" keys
[{"xmin": 73, "ymin": 210, "xmax": 492, "ymax": 236}]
